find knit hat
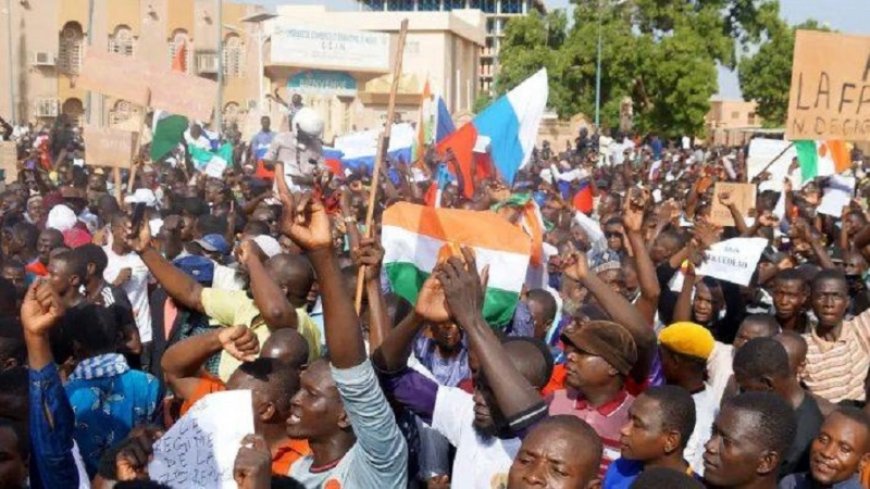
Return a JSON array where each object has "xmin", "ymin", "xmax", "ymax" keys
[
  {"xmin": 561, "ymin": 320, "xmax": 638, "ymax": 376},
  {"xmin": 659, "ymin": 322, "xmax": 715, "ymax": 360}
]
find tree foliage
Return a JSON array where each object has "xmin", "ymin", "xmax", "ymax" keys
[
  {"xmin": 495, "ymin": 0, "xmax": 783, "ymax": 137},
  {"xmin": 738, "ymin": 18, "xmax": 828, "ymax": 127}
]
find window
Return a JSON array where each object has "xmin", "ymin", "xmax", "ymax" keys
[
  {"xmin": 387, "ymin": 0, "xmax": 414, "ymax": 10},
  {"xmin": 501, "ymin": 0, "xmax": 522, "ymax": 13},
  {"xmin": 366, "ymin": 0, "xmax": 385, "ymax": 10},
  {"xmin": 61, "ymin": 98, "xmax": 84, "ymax": 127},
  {"xmin": 731, "ymin": 111, "xmax": 740, "ymax": 120},
  {"xmin": 418, "ymin": 0, "xmax": 439, "ymax": 10},
  {"xmin": 169, "ymin": 29, "xmax": 192, "ymax": 73},
  {"xmin": 444, "ymin": 0, "xmax": 465, "ymax": 10},
  {"xmin": 222, "ymin": 34, "xmax": 245, "ymax": 78},
  {"xmin": 109, "ymin": 25, "xmax": 135, "ymax": 56},
  {"xmin": 58, "ymin": 22, "xmax": 84, "ymax": 75},
  {"xmin": 748, "ymin": 112, "xmax": 757, "ymax": 125},
  {"xmin": 109, "ymin": 100, "xmax": 136, "ymax": 127},
  {"xmin": 479, "ymin": 0, "xmax": 496, "ymax": 12}
]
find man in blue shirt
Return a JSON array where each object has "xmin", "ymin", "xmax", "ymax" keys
[{"xmin": 249, "ymin": 116, "xmax": 275, "ymax": 163}]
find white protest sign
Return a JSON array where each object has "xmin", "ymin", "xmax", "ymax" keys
[
  {"xmin": 747, "ymin": 138, "xmax": 800, "ymax": 192},
  {"xmin": 817, "ymin": 175, "xmax": 856, "ymax": 216},
  {"xmin": 670, "ymin": 237, "xmax": 769, "ymax": 289},
  {"xmin": 204, "ymin": 158, "xmax": 228, "ymax": 180},
  {"xmin": 149, "ymin": 390, "xmax": 253, "ymax": 489}
]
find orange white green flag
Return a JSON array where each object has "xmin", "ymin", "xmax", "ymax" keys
[
  {"xmin": 794, "ymin": 140, "xmax": 851, "ymax": 183},
  {"xmin": 381, "ymin": 202, "xmax": 531, "ymax": 327}
]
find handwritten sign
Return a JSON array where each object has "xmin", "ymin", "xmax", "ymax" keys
[
  {"xmin": 669, "ymin": 237, "xmax": 769, "ymax": 289},
  {"xmin": 786, "ymin": 30, "xmax": 870, "ymax": 141},
  {"xmin": 77, "ymin": 50, "xmax": 152, "ymax": 106},
  {"xmin": 0, "ymin": 142, "xmax": 17, "ymax": 183},
  {"xmin": 710, "ymin": 182, "xmax": 756, "ymax": 227},
  {"xmin": 77, "ymin": 49, "xmax": 218, "ymax": 121},
  {"xmin": 150, "ymin": 71, "xmax": 217, "ymax": 122},
  {"xmin": 83, "ymin": 126, "xmax": 137, "ymax": 168},
  {"xmin": 149, "ymin": 390, "xmax": 254, "ymax": 489}
]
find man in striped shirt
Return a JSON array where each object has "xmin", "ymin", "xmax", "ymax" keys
[{"xmin": 801, "ymin": 269, "xmax": 870, "ymax": 404}]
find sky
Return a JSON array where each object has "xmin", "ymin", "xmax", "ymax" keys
[{"xmin": 244, "ymin": 0, "xmax": 868, "ymax": 98}]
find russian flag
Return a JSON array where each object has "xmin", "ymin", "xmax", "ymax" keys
[
  {"xmin": 335, "ymin": 123, "xmax": 416, "ymax": 175},
  {"xmin": 572, "ymin": 179, "xmax": 594, "ymax": 215},
  {"xmin": 437, "ymin": 69, "xmax": 548, "ymax": 196},
  {"xmin": 435, "ymin": 95, "xmax": 455, "ymax": 143},
  {"xmin": 322, "ymin": 147, "xmax": 344, "ymax": 176}
]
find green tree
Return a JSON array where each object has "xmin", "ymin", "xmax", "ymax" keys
[
  {"xmin": 738, "ymin": 18, "xmax": 828, "ymax": 127},
  {"xmin": 495, "ymin": 0, "xmax": 783, "ymax": 137}
]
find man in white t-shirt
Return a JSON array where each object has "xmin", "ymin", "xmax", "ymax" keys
[{"xmin": 103, "ymin": 214, "xmax": 153, "ymax": 365}]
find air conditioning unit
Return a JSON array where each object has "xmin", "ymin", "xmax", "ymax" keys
[
  {"xmin": 32, "ymin": 51, "xmax": 56, "ymax": 67},
  {"xmin": 196, "ymin": 54, "xmax": 219, "ymax": 74},
  {"xmin": 35, "ymin": 98, "xmax": 59, "ymax": 118}
]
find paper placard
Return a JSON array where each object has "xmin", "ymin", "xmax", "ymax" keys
[
  {"xmin": 150, "ymin": 71, "xmax": 217, "ymax": 122},
  {"xmin": 83, "ymin": 126, "xmax": 137, "ymax": 168},
  {"xmin": 710, "ymin": 182, "xmax": 756, "ymax": 227},
  {"xmin": 77, "ymin": 49, "xmax": 218, "ymax": 121},
  {"xmin": 670, "ymin": 237, "xmax": 769, "ymax": 289},
  {"xmin": 817, "ymin": 175, "xmax": 856, "ymax": 216},
  {"xmin": 149, "ymin": 390, "xmax": 254, "ymax": 489},
  {"xmin": 786, "ymin": 30, "xmax": 870, "ymax": 142},
  {"xmin": 746, "ymin": 138, "xmax": 800, "ymax": 193},
  {"xmin": 0, "ymin": 142, "xmax": 17, "ymax": 183}
]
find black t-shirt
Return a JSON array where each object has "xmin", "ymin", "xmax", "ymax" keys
[{"xmin": 780, "ymin": 393, "xmax": 824, "ymax": 479}]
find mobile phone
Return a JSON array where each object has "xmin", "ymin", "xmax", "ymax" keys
[{"xmin": 130, "ymin": 203, "xmax": 147, "ymax": 233}]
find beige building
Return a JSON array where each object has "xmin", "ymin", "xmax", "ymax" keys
[
  {"xmin": 354, "ymin": 0, "xmax": 545, "ymax": 94},
  {"xmin": 0, "ymin": 0, "xmax": 272, "ymax": 129},
  {"xmin": 264, "ymin": 5, "xmax": 486, "ymax": 141},
  {"xmin": 705, "ymin": 97, "xmax": 762, "ymax": 146}
]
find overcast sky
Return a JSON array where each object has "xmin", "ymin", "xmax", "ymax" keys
[{"xmin": 243, "ymin": 0, "xmax": 869, "ymax": 98}]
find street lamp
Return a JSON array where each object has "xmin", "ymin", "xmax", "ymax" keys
[{"xmin": 594, "ymin": 0, "xmax": 627, "ymax": 129}]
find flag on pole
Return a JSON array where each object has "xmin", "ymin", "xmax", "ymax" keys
[
  {"xmin": 150, "ymin": 110, "xmax": 188, "ymax": 162},
  {"xmin": 188, "ymin": 142, "xmax": 233, "ymax": 174},
  {"xmin": 172, "ymin": 40, "xmax": 187, "ymax": 73},
  {"xmin": 794, "ymin": 140, "xmax": 851, "ymax": 183},
  {"xmin": 413, "ymin": 80, "xmax": 434, "ymax": 164},
  {"xmin": 437, "ymin": 69, "xmax": 548, "ymax": 195},
  {"xmin": 382, "ymin": 202, "xmax": 531, "ymax": 327},
  {"xmin": 435, "ymin": 95, "xmax": 455, "ymax": 144}
]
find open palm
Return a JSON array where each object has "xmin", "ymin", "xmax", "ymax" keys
[{"xmin": 275, "ymin": 163, "xmax": 332, "ymax": 251}]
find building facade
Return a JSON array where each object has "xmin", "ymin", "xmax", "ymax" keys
[
  {"xmin": 705, "ymin": 97, "xmax": 762, "ymax": 146},
  {"xmin": 356, "ymin": 0, "xmax": 545, "ymax": 94},
  {"xmin": 0, "ymin": 0, "xmax": 273, "ymax": 130},
  {"xmin": 264, "ymin": 5, "xmax": 485, "ymax": 141}
]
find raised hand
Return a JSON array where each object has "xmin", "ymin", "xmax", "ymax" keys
[
  {"xmin": 274, "ymin": 162, "xmax": 332, "ymax": 251},
  {"xmin": 622, "ymin": 188, "xmax": 647, "ymax": 232},
  {"xmin": 693, "ymin": 221, "xmax": 722, "ymax": 250},
  {"xmin": 21, "ymin": 280, "xmax": 64, "ymax": 337},
  {"xmin": 561, "ymin": 251, "xmax": 589, "ymax": 282},
  {"xmin": 115, "ymin": 426, "xmax": 163, "ymax": 481},
  {"xmin": 351, "ymin": 237, "xmax": 385, "ymax": 281},
  {"xmin": 235, "ymin": 239, "xmax": 266, "ymax": 266},
  {"xmin": 436, "ymin": 247, "xmax": 489, "ymax": 328},
  {"xmin": 125, "ymin": 216, "xmax": 152, "ymax": 254},
  {"xmin": 233, "ymin": 434, "xmax": 272, "ymax": 489},
  {"xmin": 218, "ymin": 325, "xmax": 260, "ymax": 362},
  {"xmin": 717, "ymin": 191, "xmax": 734, "ymax": 207},
  {"xmin": 415, "ymin": 274, "xmax": 450, "ymax": 324}
]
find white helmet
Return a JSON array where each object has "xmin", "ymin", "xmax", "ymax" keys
[{"xmin": 293, "ymin": 107, "xmax": 324, "ymax": 138}]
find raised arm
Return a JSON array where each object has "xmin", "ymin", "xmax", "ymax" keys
[
  {"xmin": 276, "ymin": 162, "xmax": 366, "ymax": 369},
  {"xmin": 623, "ymin": 190, "xmax": 660, "ymax": 324},
  {"xmin": 673, "ymin": 262, "xmax": 696, "ymax": 322},
  {"xmin": 440, "ymin": 248, "xmax": 545, "ymax": 430},
  {"xmin": 351, "ymin": 237, "xmax": 391, "ymax": 353},
  {"xmin": 238, "ymin": 239, "xmax": 298, "ymax": 331},
  {"xmin": 161, "ymin": 326, "xmax": 259, "ymax": 401},
  {"xmin": 718, "ymin": 191, "xmax": 749, "ymax": 236},
  {"xmin": 563, "ymin": 251, "xmax": 655, "ymax": 382},
  {"xmin": 126, "ymin": 222, "xmax": 205, "ymax": 313}
]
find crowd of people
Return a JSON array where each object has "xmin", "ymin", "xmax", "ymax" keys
[{"xmin": 0, "ymin": 104, "xmax": 870, "ymax": 489}]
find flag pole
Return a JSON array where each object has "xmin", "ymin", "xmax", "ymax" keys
[
  {"xmin": 354, "ymin": 18, "xmax": 409, "ymax": 314},
  {"xmin": 753, "ymin": 142, "xmax": 795, "ymax": 181},
  {"xmin": 127, "ymin": 89, "xmax": 152, "ymax": 195}
]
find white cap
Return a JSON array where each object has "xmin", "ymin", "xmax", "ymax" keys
[
  {"xmin": 124, "ymin": 188, "xmax": 158, "ymax": 208},
  {"xmin": 294, "ymin": 107, "xmax": 324, "ymax": 138},
  {"xmin": 47, "ymin": 204, "xmax": 77, "ymax": 232},
  {"xmin": 252, "ymin": 235, "xmax": 282, "ymax": 258}
]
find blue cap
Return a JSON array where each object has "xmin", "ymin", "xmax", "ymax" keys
[
  {"xmin": 195, "ymin": 234, "xmax": 231, "ymax": 255},
  {"xmin": 172, "ymin": 255, "xmax": 214, "ymax": 285}
]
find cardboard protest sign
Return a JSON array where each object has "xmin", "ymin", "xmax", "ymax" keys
[
  {"xmin": 149, "ymin": 390, "xmax": 253, "ymax": 488},
  {"xmin": 83, "ymin": 126, "xmax": 137, "ymax": 168},
  {"xmin": 817, "ymin": 175, "xmax": 856, "ymax": 216},
  {"xmin": 150, "ymin": 71, "xmax": 217, "ymax": 122},
  {"xmin": 710, "ymin": 182, "xmax": 756, "ymax": 227},
  {"xmin": 786, "ymin": 30, "xmax": 870, "ymax": 142},
  {"xmin": 0, "ymin": 142, "xmax": 17, "ymax": 183},
  {"xmin": 77, "ymin": 50, "xmax": 151, "ymax": 106},
  {"xmin": 669, "ymin": 237, "xmax": 769, "ymax": 289}
]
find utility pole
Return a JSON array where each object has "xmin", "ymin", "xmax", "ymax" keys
[
  {"xmin": 215, "ymin": 0, "xmax": 223, "ymax": 131},
  {"xmin": 5, "ymin": 0, "xmax": 15, "ymax": 123},
  {"xmin": 594, "ymin": 0, "xmax": 602, "ymax": 128}
]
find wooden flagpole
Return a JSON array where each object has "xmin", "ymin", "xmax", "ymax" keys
[
  {"xmin": 127, "ymin": 88, "xmax": 152, "ymax": 196},
  {"xmin": 355, "ymin": 19, "xmax": 409, "ymax": 313}
]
